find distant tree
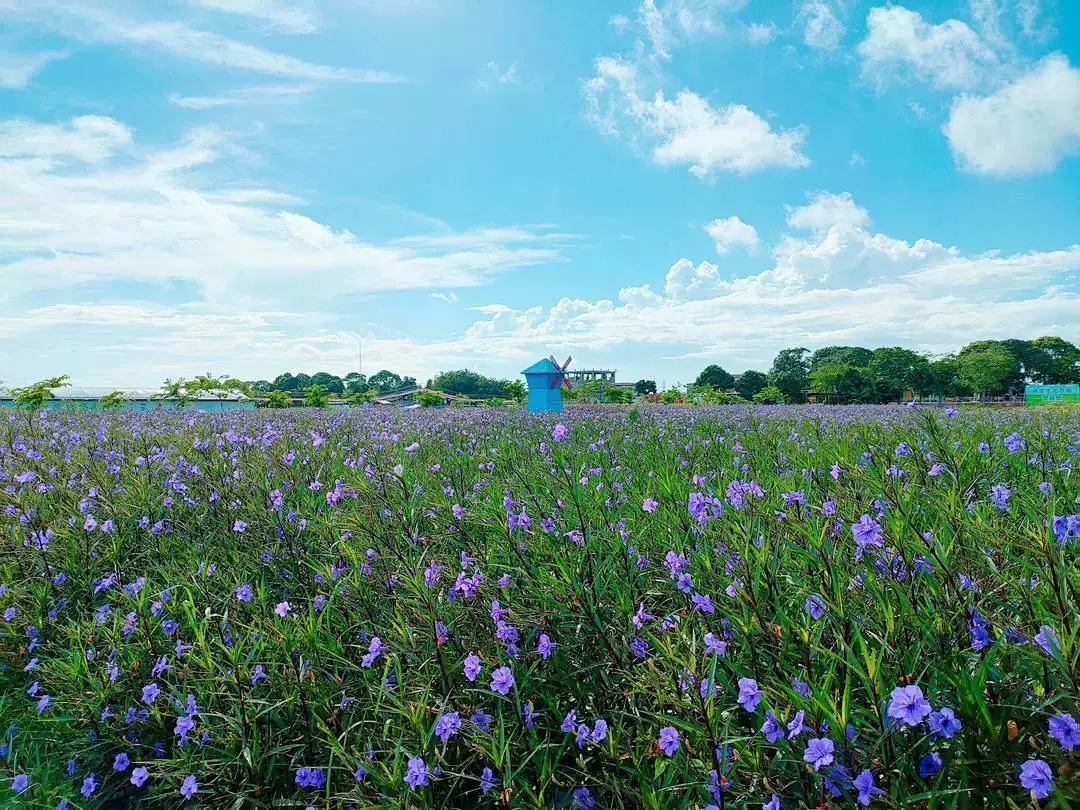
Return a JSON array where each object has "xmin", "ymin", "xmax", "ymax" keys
[
  {"xmin": 869, "ymin": 347, "xmax": 930, "ymax": 402},
  {"xmin": 273, "ymin": 373, "xmax": 300, "ymax": 392},
  {"xmin": 924, "ymin": 356, "xmax": 962, "ymax": 398},
  {"xmin": 769, "ymin": 348, "xmax": 810, "ymax": 403},
  {"xmin": 605, "ymin": 386, "xmax": 633, "ymax": 404},
  {"xmin": 264, "ymin": 390, "xmax": 291, "ymax": 408},
  {"xmin": 1028, "ymin": 336, "xmax": 1080, "ymax": 383},
  {"xmin": 429, "ymin": 369, "xmax": 511, "ymax": 399},
  {"xmin": 309, "ymin": 372, "xmax": 345, "ymax": 395},
  {"xmin": 694, "ymin": 365, "xmax": 734, "ymax": 390},
  {"xmin": 156, "ymin": 378, "xmax": 195, "ymax": 407},
  {"xmin": 368, "ymin": 370, "xmax": 404, "ymax": 394},
  {"xmin": 734, "ymin": 370, "xmax": 768, "ymax": 400},
  {"xmin": 634, "ymin": 379, "xmax": 657, "ymax": 395},
  {"xmin": 503, "ymin": 380, "xmax": 527, "ymax": 402},
  {"xmin": 752, "ymin": 385, "xmax": 785, "ymax": 404},
  {"xmin": 302, "ymin": 385, "xmax": 330, "ymax": 408},
  {"xmin": 809, "ymin": 364, "xmax": 873, "ymax": 403},
  {"xmin": 416, "ymin": 389, "xmax": 443, "ymax": 407},
  {"xmin": 249, "ymin": 380, "xmax": 273, "ymax": 393},
  {"xmin": 957, "ymin": 346, "xmax": 1016, "ymax": 397},
  {"xmin": 97, "ymin": 391, "xmax": 128, "ymax": 409},
  {"xmin": 576, "ymin": 380, "xmax": 608, "ymax": 404},
  {"xmin": 11, "ymin": 375, "xmax": 70, "ymax": 410},
  {"xmin": 188, "ymin": 372, "xmax": 252, "ymax": 398},
  {"xmin": 344, "ymin": 372, "xmax": 368, "ymax": 395},
  {"xmin": 810, "ymin": 346, "xmax": 874, "ymax": 371},
  {"xmin": 658, "ymin": 388, "xmax": 684, "ymax": 404}
]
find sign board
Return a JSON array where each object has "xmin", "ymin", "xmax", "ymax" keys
[{"xmin": 1024, "ymin": 383, "xmax": 1080, "ymax": 405}]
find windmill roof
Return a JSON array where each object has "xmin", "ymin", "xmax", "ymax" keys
[{"xmin": 521, "ymin": 358, "xmax": 560, "ymax": 375}]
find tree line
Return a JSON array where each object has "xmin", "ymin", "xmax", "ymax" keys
[{"xmin": 691, "ymin": 336, "xmax": 1080, "ymax": 404}]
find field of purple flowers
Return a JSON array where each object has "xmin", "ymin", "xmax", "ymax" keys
[{"xmin": 1, "ymin": 404, "xmax": 1077, "ymax": 808}]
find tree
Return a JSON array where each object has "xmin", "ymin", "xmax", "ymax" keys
[
  {"xmin": 1028, "ymin": 336, "xmax": 1080, "ymax": 383},
  {"xmin": 957, "ymin": 346, "xmax": 1016, "ymax": 397},
  {"xmin": 869, "ymin": 347, "xmax": 930, "ymax": 402},
  {"xmin": 694, "ymin": 365, "xmax": 734, "ymax": 390},
  {"xmin": 734, "ymin": 370, "xmax": 768, "ymax": 400},
  {"xmin": 576, "ymin": 380, "xmax": 609, "ymax": 404},
  {"xmin": 810, "ymin": 346, "xmax": 874, "ymax": 371},
  {"xmin": 605, "ymin": 386, "xmax": 633, "ymax": 404},
  {"xmin": 752, "ymin": 385, "xmax": 785, "ymax": 404},
  {"xmin": 11, "ymin": 375, "xmax": 70, "ymax": 410},
  {"xmin": 273, "ymin": 373, "xmax": 300, "ymax": 392},
  {"xmin": 634, "ymin": 379, "xmax": 657, "ymax": 395},
  {"xmin": 924, "ymin": 356, "xmax": 962, "ymax": 398},
  {"xmin": 769, "ymin": 348, "xmax": 810, "ymax": 403},
  {"xmin": 368, "ymin": 370, "xmax": 404, "ymax": 394},
  {"xmin": 310, "ymin": 372, "xmax": 345, "ymax": 395},
  {"xmin": 658, "ymin": 388, "xmax": 684, "ymax": 404},
  {"xmin": 188, "ymin": 372, "xmax": 252, "ymax": 398},
  {"xmin": 264, "ymin": 390, "xmax": 291, "ymax": 408},
  {"xmin": 249, "ymin": 380, "xmax": 273, "ymax": 393},
  {"xmin": 344, "ymin": 372, "xmax": 368, "ymax": 395},
  {"xmin": 302, "ymin": 385, "xmax": 330, "ymax": 408},
  {"xmin": 156, "ymin": 378, "xmax": 195, "ymax": 407},
  {"xmin": 429, "ymin": 369, "xmax": 511, "ymax": 399},
  {"xmin": 97, "ymin": 391, "xmax": 128, "ymax": 409},
  {"xmin": 809, "ymin": 364, "xmax": 873, "ymax": 403},
  {"xmin": 416, "ymin": 390, "xmax": 443, "ymax": 407},
  {"xmin": 502, "ymin": 380, "xmax": 527, "ymax": 402}
]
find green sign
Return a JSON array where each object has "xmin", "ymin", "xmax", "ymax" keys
[{"xmin": 1025, "ymin": 383, "xmax": 1080, "ymax": 405}]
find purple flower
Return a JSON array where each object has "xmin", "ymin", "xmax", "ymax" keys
[
  {"xmin": 630, "ymin": 637, "xmax": 649, "ymax": 659},
  {"xmin": 561, "ymin": 710, "xmax": 578, "ymax": 732},
  {"xmin": 361, "ymin": 636, "xmax": 383, "ymax": 668},
  {"xmin": 1034, "ymin": 625, "xmax": 1060, "ymax": 657},
  {"xmin": 480, "ymin": 766, "xmax": 496, "ymax": 794},
  {"xmin": 295, "ymin": 767, "xmax": 326, "ymax": 789},
  {"xmin": 787, "ymin": 710, "xmax": 807, "ymax": 738},
  {"xmin": 1049, "ymin": 713, "xmax": 1079, "ymax": 751},
  {"xmin": 658, "ymin": 726, "xmax": 679, "ymax": 756},
  {"xmin": 853, "ymin": 769, "xmax": 886, "ymax": 805},
  {"xmin": 927, "ymin": 707, "xmax": 962, "ymax": 739},
  {"xmin": 643, "ymin": 497, "xmax": 659, "ymax": 512},
  {"xmin": 490, "ymin": 666, "xmax": 514, "ymax": 695},
  {"xmin": 990, "ymin": 484, "xmax": 1011, "ymax": 512},
  {"xmin": 1019, "ymin": 759, "xmax": 1053, "ymax": 799},
  {"xmin": 404, "ymin": 756, "xmax": 429, "ymax": 790},
  {"xmin": 180, "ymin": 774, "xmax": 198, "ymax": 800},
  {"xmin": 536, "ymin": 634, "xmax": 555, "ymax": 659},
  {"xmin": 12, "ymin": 774, "xmax": 29, "ymax": 794},
  {"xmin": 804, "ymin": 595, "xmax": 826, "ymax": 620},
  {"xmin": 572, "ymin": 787, "xmax": 595, "ymax": 809},
  {"xmin": 737, "ymin": 677, "xmax": 763, "ymax": 712},
  {"xmin": 274, "ymin": 601, "xmax": 290, "ymax": 617},
  {"xmin": 803, "ymin": 738, "xmax": 834, "ymax": 771},
  {"xmin": 113, "ymin": 753, "xmax": 131, "ymax": 772},
  {"xmin": 463, "ymin": 652, "xmax": 482, "ymax": 681},
  {"xmin": 761, "ymin": 710, "xmax": 785, "ymax": 743},
  {"xmin": 591, "ymin": 718, "xmax": 608, "ymax": 742},
  {"xmin": 552, "ymin": 424, "xmax": 569, "ymax": 442},
  {"xmin": 691, "ymin": 592, "xmax": 715, "ymax": 613},
  {"xmin": 141, "ymin": 682, "xmax": 161, "ymax": 704},
  {"xmin": 471, "ymin": 708, "xmax": 493, "ymax": 733},
  {"xmin": 80, "ymin": 773, "xmax": 97, "ymax": 798},
  {"xmin": 704, "ymin": 632, "xmax": 726, "ymax": 657},
  {"xmin": 235, "ymin": 584, "xmax": 253, "ymax": 603},
  {"xmin": 434, "ymin": 711, "xmax": 461, "ymax": 742},
  {"xmin": 763, "ymin": 795, "xmax": 780, "ymax": 810},
  {"xmin": 131, "ymin": 767, "xmax": 149, "ymax": 788},
  {"xmin": 851, "ymin": 515, "xmax": 883, "ymax": 560},
  {"xmin": 1004, "ymin": 432, "xmax": 1026, "ymax": 453},
  {"xmin": 251, "ymin": 665, "xmax": 267, "ymax": 685},
  {"xmin": 919, "ymin": 753, "xmax": 942, "ymax": 778},
  {"xmin": 887, "ymin": 685, "xmax": 931, "ymax": 727}
]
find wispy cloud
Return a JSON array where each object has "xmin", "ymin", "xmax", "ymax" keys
[
  {"xmin": 1, "ymin": 1, "xmax": 402, "ymax": 82},
  {"xmin": 0, "ymin": 49, "xmax": 67, "ymax": 88},
  {"xmin": 476, "ymin": 61, "xmax": 519, "ymax": 91},
  {"xmin": 168, "ymin": 83, "xmax": 313, "ymax": 109},
  {"xmin": 194, "ymin": 0, "xmax": 320, "ymax": 34}
]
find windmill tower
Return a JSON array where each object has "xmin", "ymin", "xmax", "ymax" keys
[{"xmin": 521, "ymin": 355, "xmax": 573, "ymax": 413}]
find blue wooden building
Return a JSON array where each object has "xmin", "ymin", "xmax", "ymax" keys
[{"xmin": 522, "ymin": 358, "xmax": 568, "ymax": 413}]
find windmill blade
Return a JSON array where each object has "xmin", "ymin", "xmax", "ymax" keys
[
  {"xmin": 562, "ymin": 377, "xmax": 573, "ymax": 390},
  {"xmin": 549, "ymin": 373, "xmax": 563, "ymax": 390},
  {"xmin": 563, "ymin": 356, "xmax": 572, "ymax": 370}
]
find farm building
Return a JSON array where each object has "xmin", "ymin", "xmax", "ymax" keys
[
  {"xmin": 371, "ymin": 388, "xmax": 477, "ymax": 408},
  {"xmin": 0, "ymin": 387, "xmax": 256, "ymax": 411}
]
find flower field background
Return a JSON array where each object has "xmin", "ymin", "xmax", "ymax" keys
[{"xmin": 1, "ymin": 405, "xmax": 1077, "ymax": 808}]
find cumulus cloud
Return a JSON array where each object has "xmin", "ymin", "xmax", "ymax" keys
[
  {"xmin": 858, "ymin": 6, "xmax": 998, "ymax": 90},
  {"xmin": 584, "ymin": 56, "xmax": 809, "ymax": 176},
  {"xmin": 799, "ymin": 1, "xmax": 845, "ymax": 51},
  {"xmin": 704, "ymin": 216, "xmax": 759, "ymax": 254},
  {"xmin": 944, "ymin": 53, "xmax": 1080, "ymax": 176}
]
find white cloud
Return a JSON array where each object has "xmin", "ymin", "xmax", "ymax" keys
[
  {"xmin": 2, "ymin": 1, "xmax": 400, "ymax": 82},
  {"xmin": 785, "ymin": 191, "xmax": 869, "ymax": 233},
  {"xmin": 632, "ymin": 0, "xmax": 747, "ymax": 59},
  {"xmin": 476, "ymin": 62, "xmax": 519, "ymax": 91},
  {"xmin": 944, "ymin": 53, "xmax": 1080, "ymax": 175},
  {"xmin": 799, "ymin": 1, "xmax": 845, "ymax": 51},
  {"xmin": 584, "ymin": 56, "xmax": 809, "ymax": 176},
  {"xmin": 858, "ymin": 6, "xmax": 998, "ymax": 90},
  {"xmin": 0, "ymin": 114, "xmax": 569, "ymax": 309},
  {"xmin": 848, "ymin": 150, "xmax": 865, "ymax": 166},
  {"xmin": 704, "ymin": 215, "xmax": 759, "ymax": 254},
  {"xmin": 431, "ymin": 292, "xmax": 458, "ymax": 303},
  {"xmin": 168, "ymin": 84, "xmax": 313, "ymax": 109},
  {"xmin": 194, "ymin": 0, "xmax": 319, "ymax": 34},
  {"xmin": 746, "ymin": 22, "xmax": 778, "ymax": 45},
  {"xmin": 0, "ymin": 50, "xmax": 65, "ymax": 88}
]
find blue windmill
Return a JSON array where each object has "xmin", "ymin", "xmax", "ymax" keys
[{"xmin": 522, "ymin": 355, "xmax": 573, "ymax": 413}]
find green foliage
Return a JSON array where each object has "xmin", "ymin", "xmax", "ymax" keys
[
  {"xmin": 734, "ymin": 370, "xmax": 768, "ymax": 400},
  {"xmin": 9, "ymin": 374, "xmax": 70, "ymax": 410},
  {"xmin": 310, "ymin": 372, "xmax": 345, "ymax": 395},
  {"xmin": 415, "ymin": 389, "xmax": 444, "ymax": 407},
  {"xmin": 96, "ymin": 390, "xmax": 128, "ymax": 409},
  {"xmin": 658, "ymin": 387, "xmax": 683, "ymax": 404},
  {"xmin": 769, "ymin": 347, "xmax": 810, "ymax": 403},
  {"xmin": 263, "ymin": 390, "xmax": 291, "ymax": 408},
  {"xmin": 634, "ymin": 379, "xmax": 657, "ymax": 395},
  {"xmin": 302, "ymin": 384, "xmax": 330, "ymax": 408},
  {"xmin": 685, "ymin": 385, "xmax": 745, "ymax": 405},
  {"xmin": 693, "ymin": 364, "xmax": 734, "ymax": 390},
  {"xmin": 752, "ymin": 384, "xmax": 785, "ymax": 404},
  {"xmin": 809, "ymin": 345, "xmax": 874, "ymax": 370},
  {"xmin": 957, "ymin": 345, "xmax": 1018, "ymax": 396},
  {"xmin": 428, "ymin": 369, "xmax": 517, "ymax": 400},
  {"xmin": 808, "ymin": 363, "xmax": 874, "ymax": 403}
]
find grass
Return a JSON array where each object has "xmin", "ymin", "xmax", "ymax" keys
[{"xmin": 0, "ymin": 404, "xmax": 1076, "ymax": 808}]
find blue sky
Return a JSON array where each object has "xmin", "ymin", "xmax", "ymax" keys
[{"xmin": 1, "ymin": 0, "xmax": 1078, "ymax": 388}]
